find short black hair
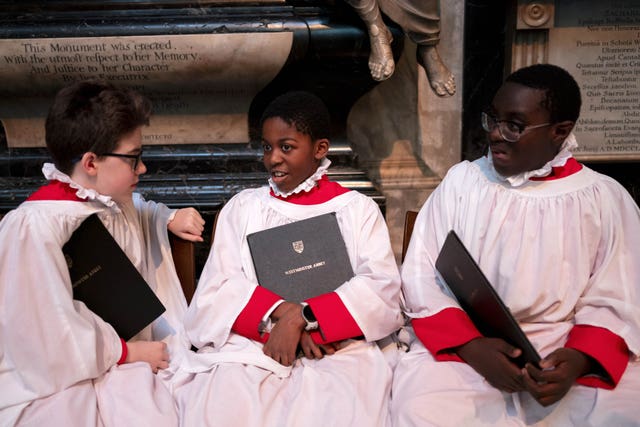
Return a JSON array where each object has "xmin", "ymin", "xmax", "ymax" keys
[
  {"xmin": 506, "ymin": 64, "xmax": 581, "ymax": 123},
  {"xmin": 45, "ymin": 79, "xmax": 151, "ymax": 174},
  {"xmin": 259, "ymin": 91, "xmax": 330, "ymax": 142}
]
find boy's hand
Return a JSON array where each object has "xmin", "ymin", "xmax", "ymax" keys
[
  {"xmin": 168, "ymin": 208, "xmax": 205, "ymax": 242},
  {"xmin": 263, "ymin": 302, "xmax": 305, "ymax": 366},
  {"xmin": 456, "ymin": 337, "xmax": 525, "ymax": 392},
  {"xmin": 125, "ymin": 341, "xmax": 170, "ymax": 373},
  {"xmin": 521, "ymin": 347, "xmax": 593, "ymax": 406},
  {"xmin": 299, "ymin": 331, "xmax": 338, "ymax": 360}
]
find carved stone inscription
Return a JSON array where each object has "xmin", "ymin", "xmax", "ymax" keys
[
  {"xmin": 548, "ymin": 1, "xmax": 640, "ymax": 159},
  {"xmin": 0, "ymin": 33, "xmax": 293, "ymax": 147},
  {"xmin": 549, "ymin": 26, "xmax": 640, "ymax": 159}
]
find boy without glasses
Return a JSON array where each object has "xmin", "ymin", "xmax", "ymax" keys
[
  {"xmin": 0, "ymin": 80, "xmax": 204, "ymax": 426},
  {"xmin": 391, "ymin": 64, "xmax": 640, "ymax": 425},
  {"xmin": 173, "ymin": 91, "xmax": 403, "ymax": 426}
]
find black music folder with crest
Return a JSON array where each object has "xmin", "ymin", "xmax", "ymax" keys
[
  {"xmin": 247, "ymin": 212, "xmax": 354, "ymax": 302},
  {"xmin": 435, "ymin": 230, "xmax": 541, "ymax": 368},
  {"xmin": 63, "ymin": 214, "xmax": 166, "ymax": 341}
]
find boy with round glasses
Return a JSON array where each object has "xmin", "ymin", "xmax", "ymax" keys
[
  {"xmin": 0, "ymin": 79, "xmax": 204, "ymax": 426},
  {"xmin": 480, "ymin": 111, "xmax": 551, "ymax": 143},
  {"xmin": 391, "ymin": 64, "xmax": 640, "ymax": 425}
]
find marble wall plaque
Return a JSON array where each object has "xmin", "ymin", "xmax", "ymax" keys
[
  {"xmin": 548, "ymin": 1, "xmax": 640, "ymax": 160},
  {"xmin": 0, "ymin": 32, "xmax": 292, "ymax": 147}
]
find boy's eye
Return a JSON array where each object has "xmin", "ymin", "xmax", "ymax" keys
[
  {"xmin": 503, "ymin": 121, "xmax": 524, "ymax": 133},
  {"xmin": 262, "ymin": 144, "xmax": 272, "ymax": 152},
  {"xmin": 281, "ymin": 144, "xmax": 292, "ymax": 152}
]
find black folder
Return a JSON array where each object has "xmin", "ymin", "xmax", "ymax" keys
[
  {"xmin": 435, "ymin": 230, "xmax": 541, "ymax": 368},
  {"xmin": 63, "ymin": 214, "xmax": 166, "ymax": 341},
  {"xmin": 247, "ymin": 212, "xmax": 354, "ymax": 302}
]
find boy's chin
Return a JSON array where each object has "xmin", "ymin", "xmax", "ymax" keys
[
  {"xmin": 272, "ymin": 178, "xmax": 294, "ymax": 194},
  {"xmin": 276, "ymin": 185, "xmax": 299, "ymax": 195}
]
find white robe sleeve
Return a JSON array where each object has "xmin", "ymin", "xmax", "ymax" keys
[
  {"xmin": 575, "ymin": 177, "xmax": 640, "ymax": 357},
  {"xmin": 332, "ymin": 194, "xmax": 404, "ymax": 341},
  {"xmin": 184, "ymin": 193, "xmax": 259, "ymax": 349},
  {"xmin": 131, "ymin": 195, "xmax": 190, "ymax": 360},
  {"xmin": 400, "ymin": 162, "xmax": 468, "ymax": 318},
  {"xmin": 0, "ymin": 209, "xmax": 121, "ymax": 412}
]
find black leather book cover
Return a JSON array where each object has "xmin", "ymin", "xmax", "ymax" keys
[
  {"xmin": 63, "ymin": 214, "xmax": 166, "ymax": 341},
  {"xmin": 247, "ymin": 212, "xmax": 354, "ymax": 302},
  {"xmin": 435, "ymin": 230, "xmax": 541, "ymax": 368}
]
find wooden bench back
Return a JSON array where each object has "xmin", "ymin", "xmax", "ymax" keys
[{"xmin": 401, "ymin": 210, "xmax": 418, "ymax": 263}]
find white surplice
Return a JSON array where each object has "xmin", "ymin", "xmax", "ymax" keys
[
  {"xmin": 173, "ymin": 184, "xmax": 403, "ymax": 427},
  {"xmin": 392, "ymin": 155, "xmax": 640, "ymax": 426},
  {"xmin": 0, "ymin": 165, "xmax": 189, "ymax": 427}
]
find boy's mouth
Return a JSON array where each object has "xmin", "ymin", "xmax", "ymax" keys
[
  {"xmin": 490, "ymin": 144, "xmax": 509, "ymax": 161},
  {"xmin": 271, "ymin": 171, "xmax": 287, "ymax": 178}
]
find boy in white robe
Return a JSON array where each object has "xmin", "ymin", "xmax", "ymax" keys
[
  {"xmin": 391, "ymin": 64, "xmax": 640, "ymax": 426},
  {"xmin": 174, "ymin": 91, "xmax": 403, "ymax": 426},
  {"xmin": 0, "ymin": 80, "xmax": 205, "ymax": 426}
]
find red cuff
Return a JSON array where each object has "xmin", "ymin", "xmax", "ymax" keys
[
  {"xmin": 117, "ymin": 338, "xmax": 128, "ymax": 365},
  {"xmin": 232, "ymin": 286, "xmax": 282, "ymax": 342},
  {"xmin": 412, "ymin": 307, "xmax": 482, "ymax": 362},
  {"xmin": 306, "ymin": 292, "xmax": 362, "ymax": 344},
  {"xmin": 565, "ymin": 324, "xmax": 629, "ymax": 389}
]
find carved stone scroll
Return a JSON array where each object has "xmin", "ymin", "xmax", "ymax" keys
[{"xmin": 0, "ymin": 32, "xmax": 293, "ymax": 147}]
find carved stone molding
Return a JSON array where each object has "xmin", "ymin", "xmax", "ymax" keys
[
  {"xmin": 517, "ymin": 1, "xmax": 554, "ymax": 29},
  {"xmin": 512, "ymin": 0, "xmax": 552, "ymax": 70},
  {"xmin": 512, "ymin": 30, "xmax": 548, "ymax": 71}
]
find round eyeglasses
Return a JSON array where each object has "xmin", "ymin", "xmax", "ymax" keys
[
  {"xmin": 481, "ymin": 111, "xmax": 551, "ymax": 143},
  {"xmin": 101, "ymin": 151, "xmax": 143, "ymax": 171}
]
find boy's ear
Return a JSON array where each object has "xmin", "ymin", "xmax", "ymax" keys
[
  {"xmin": 314, "ymin": 138, "xmax": 329, "ymax": 160},
  {"xmin": 552, "ymin": 120, "xmax": 574, "ymax": 144},
  {"xmin": 79, "ymin": 152, "xmax": 100, "ymax": 176}
]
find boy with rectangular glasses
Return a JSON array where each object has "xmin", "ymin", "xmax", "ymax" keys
[{"xmin": 0, "ymin": 80, "xmax": 204, "ymax": 426}]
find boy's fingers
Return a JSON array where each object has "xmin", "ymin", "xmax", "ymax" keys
[
  {"xmin": 525, "ymin": 364, "xmax": 547, "ymax": 383},
  {"xmin": 495, "ymin": 340, "xmax": 521, "ymax": 358}
]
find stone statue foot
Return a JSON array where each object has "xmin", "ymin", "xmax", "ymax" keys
[
  {"xmin": 368, "ymin": 24, "xmax": 395, "ymax": 81},
  {"xmin": 417, "ymin": 45, "xmax": 456, "ymax": 97}
]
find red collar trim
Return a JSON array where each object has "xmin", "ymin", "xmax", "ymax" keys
[
  {"xmin": 530, "ymin": 157, "xmax": 583, "ymax": 181},
  {"xmin": 269, "ymin": 175, "xmax": 350, "ymax": 205},
  {"xmin": 26, "ymin": 180, "xmax": 87, "ymax": 202}
]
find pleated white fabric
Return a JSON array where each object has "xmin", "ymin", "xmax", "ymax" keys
[
  {"xmin": 392, "ymin": 156, "xmax": 640, "ymax": 426},
  {"xmin": 0, "ymin": 166, "xmax": 188, "ymax": 426},
  {"xmin": 173, "ymin": 186, "xmax": 403, "ymax": 427}
]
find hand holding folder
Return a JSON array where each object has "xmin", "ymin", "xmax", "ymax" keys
[{"xmin": 63, "ymin": 214, "xmax": 166, "ymax": 341}]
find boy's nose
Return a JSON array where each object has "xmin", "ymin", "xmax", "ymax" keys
[
  {"xmin": 268, "ymin": 150, "xmax": 283, "ymax": 164},
  {"xmin": 487, "ymin": 125, "xmax": 504, "ymax": 144},
  {"xmin": 136, "ymin": 159, "xmax": 147, "ymax": 175}
]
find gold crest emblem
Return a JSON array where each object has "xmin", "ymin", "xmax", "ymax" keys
[{"xmin": 292, "ymin": 240, "xmax": 304, "ymax": 254}]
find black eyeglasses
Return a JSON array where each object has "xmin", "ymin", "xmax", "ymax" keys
[
  {"xmin": 481, "ymin": 111, "xmax": 551, "ymax": 143},
  {"xmin": 101, "ymin": 151, "xmax": 143, "ymax": 171}
]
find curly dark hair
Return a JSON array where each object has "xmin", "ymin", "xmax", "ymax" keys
[
  {"xmin": 259, "ymin": 91, "xmax": 330, "ymax": 142},
  {"xmin": 506, "ymin": 63, "xmax": 581, "ymax": 123},
  {"xmin": 45, "ymin": 79, "xmax": 151, "ymax": 174}
]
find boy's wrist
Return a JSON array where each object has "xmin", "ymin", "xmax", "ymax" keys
[
  {"xmin": 167, "ymin": 209, "xmax": 177, "ymax": 226},
  {"xmin": 117, "ymin": 338, "xmax": 128, "ymax": 365}
]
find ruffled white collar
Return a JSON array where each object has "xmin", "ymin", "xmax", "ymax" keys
[
  {"xmin": 487, "ymin": 133, "xmax": 578, "ymax": 187},
  {"xmin": 268, "ymin": 157, "xmax": 331, "ymax": 198},
  {"xmin": 42, "ymin": 162, "xmax": 120, "ymax": 211}
]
